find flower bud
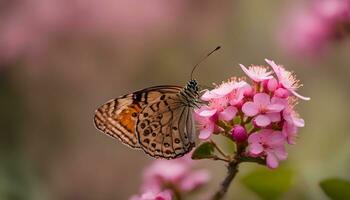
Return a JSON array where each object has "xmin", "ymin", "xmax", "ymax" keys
[
  {"xmin": 274, "ymin": 88, "xmax": 290, "ymax": 98},
  {"xmin": 243, "ymin": 85, "xmax": 254, "ymax": 98},
  {"xmin": 231, "ymin": 125, "xmax": 248, "ymax": 143},
  {"xmin": 267, "ymin": 78, "xmax": 278, "ymax": 92}
]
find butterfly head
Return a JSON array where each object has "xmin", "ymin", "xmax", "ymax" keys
[
  {"xmin": 187, "ymin": 79, "xmax": 199, "ymax": 93},
  {"xmin": 179, "ymin": 79, "xmax": 201, "ymax": 107}
]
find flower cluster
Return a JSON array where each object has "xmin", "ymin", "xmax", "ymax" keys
[
  {"xmin": 129, "ymin": 153, "xmax": 210, "ymax": 200},
  {"xmin": 279, "ymin": 0, "xmax": 350, "ymax": 57},
  {"xmin": 195, "ymin": 59, "xmax": 309, "ymax": 169}
]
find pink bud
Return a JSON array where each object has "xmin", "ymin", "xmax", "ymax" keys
[
  {"xmin": 267, "ymin": 78, "xmax": 278, "ymax": 92},
  {"xmin": 243, "ymin": 85, "xmax": 254, "ymax": 98},
  {"xmin": 274, "ymin": 88, "xmax": 290, "ymax": 98},
  {"xmin": 231, "ymin": 125, "xmax": 248, "ymax": 143}
]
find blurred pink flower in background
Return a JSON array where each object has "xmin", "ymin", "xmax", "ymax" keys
[
  {"xmin": 0, "ymin": 0, "xmax": 186, "ymax": 63},
  {"xmin": 130, "ymin": 153, "xmax": 210, "ymax": 199},
  {"xmin": 129, "ymin": 190, "xmax": 172, "ymax": 200},
  {"xmin": 279, "ymin": 0, "xmax": 350, "ymax": 58}
]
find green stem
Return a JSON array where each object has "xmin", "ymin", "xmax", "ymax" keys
[{"xmin": 210, "ymin": 139, "xmax": 230, "ymax": 159}]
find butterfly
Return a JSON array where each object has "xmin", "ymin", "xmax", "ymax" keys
[{"xmin": 93, "ymin": 46, "xmax": 220, "ymax": 159}]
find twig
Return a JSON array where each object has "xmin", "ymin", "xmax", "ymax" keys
[
  {"xmin": 210, "ymin": 155, "xmax": 266, "ymax": 200},
  {"xmin": 211, "ymin": 160, "xmax": 239, "ymax": 200},
  {"xmin": 212, "ymin": 155, "xmax": 231, "ymax": 163}
]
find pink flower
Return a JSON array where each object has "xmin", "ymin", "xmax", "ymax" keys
[
  {"xmin": 239, "ymin": 64, "xmax": 273, "ymax": 82},
  {"xmin": 194, "ymin": 107, "xmax": 217, "ymax": 140},
  {"xmin": 314, "ymin": 0, "xmax": 350, "ymax": 23},
  {"xmin": 278, "ymin": 8, "xmax": 332, "ymax": 57},
  {"xmin": 278, "ymin": 0, "xmax": 350, "ymax": 58},
  {"xmin": 242, "ymin": 93, "xmax": 285, "ymax": 127},
  {"xmin": 265, "ymin": 59, "xmax": 310, "ymax": 101},
  {"xmin": 206, "ymin": 98, "xmax": 238, "ymax": 121},
  {"xmin": 281, "ymin": 106, "xmax": 304, "ymax": 145},
  {"xmin": 141, "ymin": 153, "xmax": 210, "ymax": 193},
  {"xmin": 282, "ymin": 122, "xmax": 298, "ymax": 145},
  {"xmin": 179, "ymin": 170, "xmax": 210, "ymax": 191},
  {"xmin": 248, "ymin": 129, "xmax": 288, "ymax": 169},
  {"xmin": 283, "ymin": 107, "xmax": 305, "ymax": 128},
  {"xmin": 129, "ymin": 190, "xmax": 172, "ymax": 200},
  {"xmin": 201, "ymin": 80, "xmax": 247, "ymax": 101}
]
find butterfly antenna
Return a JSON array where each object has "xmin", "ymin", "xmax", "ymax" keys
[{"xmin": 190, "ymin": 46, "xmax": 221, "ymax": 80}]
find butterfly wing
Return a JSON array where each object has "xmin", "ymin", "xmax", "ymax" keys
[
  {"xmin": 94, "ymin": 95, "xmax": 143, "ymax": 148},
  {"xmin": 93, "ymin": 86, "xmax": 185, "ymax": 150},
  {"xmin": 136, "ymin": 91, "xmax": 196, "ymax": 159}
]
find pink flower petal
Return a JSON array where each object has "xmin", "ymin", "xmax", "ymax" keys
[
  {"xmin": 229, "ymin": 89, "xmax": 245, "ymax": 105},
  {"xmin": 255, "ymin": 114, "xmax": 271, "ymax": 127},
  {"xmin": 239, "ymin": 64, "xmax": 273, "ymax": 82},
  {"xmin": 266, "ymin": 152, "xmax": 279, "ymax": 169},
  {"xmin": 219, "ymin": 106, "xmax": 237, "ymax": 121},
  {"xmin": 282, "ymin": 122, "xmax": 298, "ymax": 145},
  {"xmin": 242, "ymin": 102, "xmax": 259, "ymax": 116},
  {"xmin": 265, "ymin": 59, "xmax": 282, "ymax": 79},
  {"xmin": 199, "ymin": 128, "xmax": 213, "ymax": 140},
  {"xmin": 201, "ymin": 90, "xmax": 221, "ymax": 101},
  {"xmin": 247, "ymin": 132, "xmax": 260, "ymax": 143},
  {"xmin": 293, "ymin": 117, "xmax": 305, "ymax": 127},
  {"xmin": 180, "ymin": 170, "xmax": 210, "ymax": 192},
  {"xmin": 267, "ymin": 104, "xmax": 285, "ymax": 112},
  {"xmin": 210, "ymin": 84, "xmax": 236, "ymax": 97},
  {"xmin": 198, "ymin": 108, "xmax": 217, "ymax": 117},
  {"xmin": 254, "ymin": 93, "xmax": 271, "ymax": 106},
  {"xmin": 266, "ymin": 112, "xmax": 281, "ymax": 122},
  {"xmin": 249, "ymin": 142, "xmax": 264, "ymax": 155},
  {"xmin": 268, "ymin": 131, "xmax": 286, "ymax": 145},
  {"xmin": 271, "ymin": 97, "xmax": 288, "ymax": 107},
  {"xmin": 273, "ymin": 146, "xmax": 288, "ymax": 160}
]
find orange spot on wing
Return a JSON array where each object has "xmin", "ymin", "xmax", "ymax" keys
[{"xmin": 116, "ymin": 104, "xmax": 141, "ymax": 133}]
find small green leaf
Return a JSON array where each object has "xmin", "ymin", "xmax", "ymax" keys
[
  {"xmin": 320, "ymin": 178, "xmax": 350, "ymax": 200},
  {"xmin": 191, "ymin": 142, "xmax": 215, "ymax": 160},
  {"xmin": 241, "ymin": 167, "xmax": 294, "ymax": 200}
]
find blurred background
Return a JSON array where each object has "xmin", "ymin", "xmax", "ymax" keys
[{"xmin": 0, "ymin": 0, "xmax": 349, "ymax": 199}]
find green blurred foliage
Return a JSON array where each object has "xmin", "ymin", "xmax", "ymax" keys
[
  {"xmin": 241, "ymin": 167, "xmax": 294, "ymax": 200},
  {"xmin": 320, "ymin": 178, "xmax": 350, "ymax": 200}
]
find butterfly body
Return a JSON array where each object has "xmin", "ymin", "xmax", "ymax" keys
[{"xmin": 94, "ymin": 80, "xmax": 200, "ymax": 159}]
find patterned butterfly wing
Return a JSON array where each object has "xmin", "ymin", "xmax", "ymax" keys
[
  {"xmin": 93, "ymin": 85, "xmax": 188, "ymax": 151},
  {"xmin": 94, "ymin": 94, "xmax": 143, "ymax": 148},
  {"xmin": 136, "ymin": 91, "xmax": 196, "ymax": 159}
]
